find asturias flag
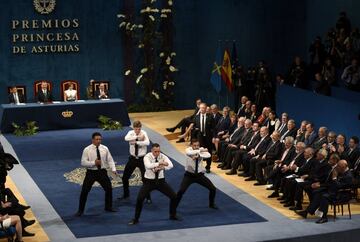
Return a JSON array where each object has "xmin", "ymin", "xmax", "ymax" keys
[
  {"xmin": 221, "ymin": 49, "xmax": 234, "ymax": 92},
  {"xmin": 210, "ymin": 44, "xmax": 222, "ymax": 93}
]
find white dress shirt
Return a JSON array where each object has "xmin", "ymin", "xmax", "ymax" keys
[
  {"xmin": 13, "ymin": 92, "xmax": 20, "ymax": 104},
  {"xmin": 124, "ymin": 130, "xmax": 150, "ymax": 157},
  {"xmin": 64, "ymin": 89, "xmax": 77, "ymax": 101},
  {"xmin": 81, "ymin": 144, "xmax": 116, "ymax": 171},
  {"xmin": 185, "ymin": 147, "xmax": 211, "ymax": 173},
  {"xmin": 143, "ymin": 152, "xmax": 173, "ymax": 179}
]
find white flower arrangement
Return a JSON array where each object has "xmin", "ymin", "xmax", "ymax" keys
[
  {"xmin": 168, "ymin": 0, "xmax": 173, "ymax": 6},
  {"xmin": 138, "ymin": 24, "xmax": 144, "ymax": 28},
  {"xmin": 161, "ymin": 9, "xmax": 172, "ymax": 13},
  {"xmin": 169, "ymin": 66, "xmax": 178, "ymax": 72},
  {"xmin": 138, "ymin": 43, "xmax": 144, "ymax": 48},
  {"xmin": 152, "ymin": 91, "xmax": 160, "ymax": 99},
  {"xmin": 151, "ymin": 0, "xmax": 156, "ymax": 3},
  {"xmin": 141, "ymin": 7, "xmax": 151, "ymax": 14},
  {"xmin": 126, "ymin": 22, "xmax": 131, "ymax": 30},
  {"xmin": 117, "ymin": 14, "xmax": 126, "ymax": 18},
  {"xmin": 168, "ymin": 81, "xmax": 175, "ymax": 86},
  {"xmin": 166, "ymin": 56, "xmax": 171, "ymax": 65},
  {"xmin": 151, "ymin": 8, "xmax": 159, "ymax": 13},
  {"xmin": 125, "ymin": 70, "xmax": 131, "ymax": 76},
  {"xmin": 163, "ymin": 81, "xmax": 168, "ymax": 90},
  {"xmin": 161, "ymin": 14, "xmax": 167, "ymax": 18},
  {"xmin": 119, "ymin": 22, "xmax": 126, "ymax": 28},
  {"xmin": 140, "ymin": 68, "xmax": 148, "ymax": 74},
  {"xmin": 159, "ymin": 52, "xmax": 165, "ymax": 57},
  {"xmin": 171, "ymin": 52, "xmax": 176, "ymax": 57},
  {"xmin": 149, "ymin": 15, "xmax": 155, "ymax": 21},
  {"xmin": 136, "ymin": 75, "xmax": 143, "ymax": 84}
]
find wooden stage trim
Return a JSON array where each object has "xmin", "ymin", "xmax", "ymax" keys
[
  {"xmin": 4, "ymin": 177, "xmax": 50, "ymax": 242},
  {"xmin": 129, "ymin": 110, "xmax": 360, "ymax": 220}
]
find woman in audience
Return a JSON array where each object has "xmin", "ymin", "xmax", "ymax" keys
[
  {"xmin": 267, "ymin": 111, "xmax": 280, "ymax": 135},
  {"xmin": 0, "ymin": 213, "xmax": 23, "ymax": 242}
]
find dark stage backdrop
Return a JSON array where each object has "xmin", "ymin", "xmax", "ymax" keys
[{"xmin": 0, "ymin": 0, "xmax": 123, "ymax": 103}]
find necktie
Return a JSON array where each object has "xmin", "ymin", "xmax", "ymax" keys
[
  {"xmin": 265, "ymin": 141, "xmax": 276, "ymax": 155},
  {"xmin": 254, "ymin": 137, "xmax": 265, "ymax": 151},
  {"xmin": 96, "ymin": 146, "xmax": 101, "ymax": 169},
  {"xmin": 155, "ymin": 157, "xmax": 159, "ymax": 181},
  {"xmin": 247, "ymin": 133, "xmax": 256, "ymax": 146},
  {"xmin": 134, "ymin": 138, "xmax": 139, "ymax": 157},
  {"xmin": 43, "ymin": 90, "xmax": 48, "ymax": 102},
  {"xmin": 195, "ymin": 157, "xmax": 199, "ymax": 174},
  {"xmin": 354, "ymin": 157, "xmax": 360, "ymax": 171},
  {"xmin": 201, "ymin": 115, "xmax": 206, "ymax": 136},
  {"xmin": 14, "ymin": 93, "xmax": 19, "ymax": 104}
]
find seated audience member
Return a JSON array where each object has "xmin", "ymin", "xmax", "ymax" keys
[
  {"xmin": 290, "ymin": 148, "xmax": 331, "ymax": 211},
  {"xmin": 267, "ymin": 111, "xmax": 280, "ymax": 135},
  {"xmin": 37, "ymin": 81, "xmax": 53, "ymax": 103},
  {"xmin": 96, "ymin": 83, "xmax": 110, "ymax": 99},
  {"xmin": 341, "ymin": 58, "xmax": 360, "ymax": 91},
  {"xmin": 256, "ymin": 107, "xmax": 271, "ymax": 126},
  {"xmin": 311, "ymin": 126, "xmax": 328, "ymax": 151},
  {"xmin": 166, "ymin": 98, "xmax": 201, "ymax": 143},
  {"xmin": 249, "ymin": 104, "xmax": 258, "ymax": 122},
  {"xmin": 210, "ymin": 104, "xmax": 222, "ymax": 126},
  {"xmin": 243, "ymin": 100, "xmax": 252, "ymax": 119},
  {"xmin": 277, "ymin": 113, "xmax": 289, "ymax": 135},
  {"xmin": 314, "ymin": 73, "xmax": 331, "ymax": 96},
  {"xmin": 0, "ymin": 213, "xmax": 23, "ymax": 241},
  {"xmin": 212, "ymin": 107, "xmax": 230, "ymax": 152},
  {"xmin": 295, "ymin": 120, "xmax": 309, "ymax": 143},
  {"xmin": 352, "ymin": 155, "xmax": 360, "ymax": 187},
  {"xmin": 304, "ymin": 122, "xmax": 318, "ymax": 146},
  {"xmin": 343, "ymin": 136, "xmax": 360, "ymax": 168},
  {"xmin": 267, "ymin": 136, "xmax": 296, "ymax": 197},
  {"xmin": 330, "ymin": 134, "xmax": 349, "ymax": 158},
  {"xmin": 295, "ymin": 153, "xmax": 340, "ymax": 220},
  {"xmin": 322, "ymin": 131, "xmax": 337, "ymax": 151},
  {"xmin": 280, "ymin": 119, "xmax": 297, "ymax": 142},
  {"xmin": 64, "ymin": 83, "xmax": 77, "ymax": 102},
  {"xmin": 8, "ymin": 86, "xmax": 25, "ymax": 104},
  {"xmin": 86, "ymin": 79, "xmax": 95, "ymax": 99}
]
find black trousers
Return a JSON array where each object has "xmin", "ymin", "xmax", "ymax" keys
[
  {"xmin": 78, "ymin": 169, "xmax": 113, "ymax": 212},
  {"xmin": 198, "ymin": 135, "xmax": 213, "ymax": 170},
  {"xmin": 122, "ymin": 156, "xmax": 150, "ymax": 200},
  {"xmin": 134, "ymin": 178, "xmax": 177, "ymax": 220},
  {"xmin": 176, "ymin": 172, "xmax": 216, "ymax": 207}
]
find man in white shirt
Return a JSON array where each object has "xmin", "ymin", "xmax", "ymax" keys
[
  {"xmin": 129, "ymin": 143, "xmax": 179, "ymax": 225},
  {"xmin": 121, "ymin": 120, "xmax": 151, "ymax": 202},
  {"xmin": 176, "ymin": 139, "xmax": 218, "ymax": 209},
  {"xmin": 76, "ymin": 132, "xmax": 117, "ymax": 216}
]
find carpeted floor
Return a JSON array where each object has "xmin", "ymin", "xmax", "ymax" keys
[{"xmin": 5, "ymin": 128, "xmax": 266, "ymax": 238}]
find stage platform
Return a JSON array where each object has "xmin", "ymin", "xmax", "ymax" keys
[{"xmin": 0, "ymin": 110, "xmax": 359, "ymax": 242}]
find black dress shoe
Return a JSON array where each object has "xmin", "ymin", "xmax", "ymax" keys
[
  {"xmin": 266, "ymin": 186, "xmax": 275, "ymax": 190},
  {"xmin": 268, "ymin": 192, "xmax": 279, "ymax": 198},
  {"xmin": 289, "ymin": 205, "xmax": 302, "ymax": 211},
  {"xmin": 221, "ymin": 166, "xmax": 230, "ymax": 170},
  {"xmin": 24, "ymin": 219, "xmax": 36, "ymax": 227},
  {"xmin": 166, "ymin": 127, "xmax": 176, "ymax": 133},
  {"xmin": 75, "ymin": 211, "xmax": 83, "ymax": 217},
  {"xmin": 315, "ymin": 217, "xmax": 328, "ymax": 224},
  {"xmin": 277, "ymin": 196, "xmax": 285, "ymax": 201},
  {"xmin": 283, "ymin": 202, "xmax": 295, "ymax": 207},
  {"xmin": 176, "ymin": 138, "xmax": 185, "ymax": 143},
  {"xmin": 105, "ymin": 208, "xmax": 117, "ymax": 212},
  {"xmin": 209, "ymin": 204, "xmax": 219, "ymax": 209},
  {"xmin": 225, "ymin": 170, "xmax": 237, "ymax": 175},
  {"xmin": 244, "ymin": 176, "xmax": 256, "ymax": 181},
  {"xmin": 295, "ymin": 210, "xmax": 308, "ymax": 219},
  {"xmin": 238, "ymin": 173, "xmax": 249, "ymax": 177},
  {"xmin": 20, "ymin": 204, "xmax": 31, "ymax": 210},
  {"xmin": 128, "ymin": 219, "xmax": 139, "ymax": 225},
  {"xmin": 254, "ymin": 182, "xmax": 266, "ymax": 186},
  {"xmin": 22, "ymin": 230, "xmax": 35, "ymax": 237},
  {"xmin": 280, "ymin": 199, "xmax": 289, "ymax": 204},
  {"xmin": 169, "ymin": 215, "xmax": 182, "ymax": 221}
]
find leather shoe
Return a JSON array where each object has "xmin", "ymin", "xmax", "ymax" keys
[
  {"xmin": 105, "ymin": 208, "xmax": 117, "ymax": 212},
  {"xmin": 280, "ymin": 199, "xmax": 289, "ymax": 204},
  {"xmin": 128, "ymin": 219, "xmax": 139, "ymax": 225},
  {"xmin": 24, "ymin": 219, "xmax": 36, "ymax": 227},
  {"xmin": 22, "ymin": 230, "xmax": 35, "ymax": 237},
  {"xmin": 221, "ymin": 166, "xmax": 230, "ymax": 170},
  {"xmin": 176, "ymin": 138, "xmax": 185, "ymax": 143},
  {"xmin": 20, "ymin": 204, "xmax": 31, "ymax": 210},
  {"xmin": 238, "ymin": 173, "xmax": 249, "ymax": 177},
  {"xmin": 226, "ymin": 170, "xmax": 237, "ymax": 175},
  {"xmin": 244, "ymin": 176, "xmax": 256, "ymax": 181},
  {"xmin": 166, "ymin": 127, "xmax": 176, "ymax": 133},
  {"xmin": 75, "ymin": 211, "xmax": 83, "ymax": 217},
  {"xmin": 266, "ymin": 186, "xmax": 275, "ymax": 190},
  {"xmin": 315, "ymin": 217, "xmax": 328, "ymax": 224},
  {"xmin": 268, "ymin": 192, "xmax": 279, "ymax": 198},
  {"xmin": 254, "ymin": 182, "xmax": 266, "ymax": 186},
  {"xmin": 277, "ymin": 196, "xmax": 285, "ymax": 201},
  {"xmin": 289, "ymin": 205, "xmax": 302, "ymax": 211},
  {"xmin": 295, "ymin": 210, "xmax": 308, "ymax": 219},
  {"xmin": 283, "ymin": 202, "xmax": 294, "ymax": 207},
  {"xmin": 209, "ymin": 204, "xmax": 219, "ymax": 209},
  {"xmin": 169, "ymin": 215, "xmax": 182, "ymax": 221}
]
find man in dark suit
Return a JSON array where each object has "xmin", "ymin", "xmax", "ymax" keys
[
  {"xmin": 210, "ymin": 104, "xmax": 222, "ymax": 126},
  {"xmin": 194, "ymin": 103, "xmax": 214, "ymax": 173},
  {"xmin": 8, "ymin": 86, "xmax": 25, "ymax": 104},
  {"xmin": 304, "ymin": 122, "xmax": 318, "ymax": 146},
  {"xmin": 311, "ymin": 127, "xmax": 328, "ymax": 151},
  {"xmin": 344, "ymin": 136, "xmax": 360, "ymax": 169},
  {"xmin": 236, "ymin": 96, "xmax": 248, "ymax": 117},
  {"xmin": 95, "ymin": 83, "xmax": 110, "ymax": 99},
  {"xmin": 252, "ymin": 131, "xmax": 283, "ymax": 185},
  {"xmin": 212, "ymin": 107, "xmax": 230, "ymax": 139},
  {"xmin": 280, "ymin": 119, "xmax": 297, "ymax": 142},
  {"xmin": 37, "ymin": 82, "xmax": 53, "ymax": 103}
]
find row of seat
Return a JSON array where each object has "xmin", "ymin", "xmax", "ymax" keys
[{"xmin": 7, "ymin": 80, "xmax": 110, "ymax": 101}]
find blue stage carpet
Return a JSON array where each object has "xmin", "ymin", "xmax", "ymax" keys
[{"xmin": 5, "ymin": 128, "xmax": 266, "ymax": 238}]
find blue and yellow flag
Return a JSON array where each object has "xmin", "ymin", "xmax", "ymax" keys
[{"xmin": 210, "ymin": 43, "xmax": 222, "ymax": 93}]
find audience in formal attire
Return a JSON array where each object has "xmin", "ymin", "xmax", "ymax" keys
[
  {"xmin": 37, "ymin": 82, "xmax": 53, "ymax": 103},
  {"xmin": 8, "ymin": 86, "xmax": 25, "ymax": 104},
  {"xmin": 96, "ymin": 83, "xmax": 110, "ymax": 99}
]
